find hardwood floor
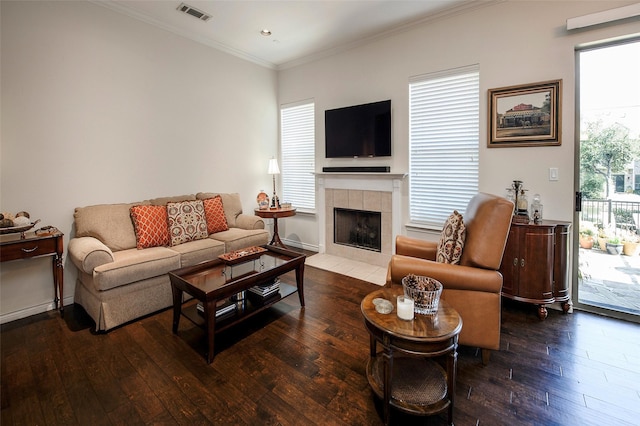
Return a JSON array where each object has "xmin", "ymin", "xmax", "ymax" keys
[{"xmin": 2, "ymin": 264, "xmax": 640, "ymax": 425}]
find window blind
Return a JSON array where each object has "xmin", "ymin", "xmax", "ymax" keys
[
  {"xmin": 409, "ymin": 65, "xmax": 479, "ymax": 229},
  {"xmin": 281, "ymin": 101, "xmax": 315, "ymax": 211}
]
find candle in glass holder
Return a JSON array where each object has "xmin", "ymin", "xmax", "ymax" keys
[{"xmin": 396, "ymin": 296, "xmax": 414, "ymax": 320}]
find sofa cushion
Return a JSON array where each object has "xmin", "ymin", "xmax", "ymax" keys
[
  {"xmin": 436, "ymin": 210, "xmax": 466, "ymax": 264},
  {"xmin": 169, "ymin": 238, "xmax": 226, "ymax": 267},
  {"xmin": 148, "ymin": 194, "xmax": 196, "ymax": 206},
  {"xmin": 210, "ymin": 228, "xmax": 269, "ymax": 252},
  {"xmin": 197, "ymin": 192, "xmax": 243, "ymax": 228},
  {"xmin": 203, "ymin": 196, "xmax": 229, "ymax": 234},
  {"xmin": 93, "ymin": 247, "xmax": 180, "ymax": 291},
  {"xmin": 130, "ymin": 205, "xmax": 170, "ymax": 249},
  {"xmin": 74, "ymin": 203, "xmax": 139, "ymax": 251},
  {"xmin": 167, "ymin": 200, "xmax": 209, "ymax": 246}
]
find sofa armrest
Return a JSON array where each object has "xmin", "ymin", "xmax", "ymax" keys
[
  {"xmin": 68, "ymin": 237, "xmax": 115, "ymax": 274},
  {"xmin": 387, "ymin": 254, "xmax": 503, "ymax": 294},
  {"xmin": 395, "ymin": 235, "xmax": 438, "ymax": 260},
  {"xmin": 235, "ymin": 214, "xmax": 265, "ymax": 230}
]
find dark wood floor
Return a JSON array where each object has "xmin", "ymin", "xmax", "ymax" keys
[{"xmin": 2, "ymin": 264, "xmax": 640, "ymax": 425}]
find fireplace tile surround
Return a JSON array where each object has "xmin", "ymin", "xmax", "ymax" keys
[{"xmin": 316, "ymin": 173, "xmax": 406, "ymax": 268}]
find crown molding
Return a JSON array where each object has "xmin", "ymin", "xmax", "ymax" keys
[
  {"xmin": 277, "ymin": 0, "xmax": 504, "ymax": 70},
  {"xmin": 89, "ymin": 0, "xmax": 502, "ymax": 71},
  {"xmin": 89, "ymin": 0, "xmax": 278, "ymax": 70}
]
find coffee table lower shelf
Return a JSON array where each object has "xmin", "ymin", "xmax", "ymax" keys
[
  {"xmin": 180, "ymin": 283, "xmax": 297, "ymax": 333},
  {"xmin": 366, "ymin": 354, "xmax": 450, "ymax": 417}
]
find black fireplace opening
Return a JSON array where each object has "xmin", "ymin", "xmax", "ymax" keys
[{"xmin": 334, "ymin": 208, "xmax": 381, "ymax": 252}]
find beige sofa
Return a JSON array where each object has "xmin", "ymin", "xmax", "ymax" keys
[{"xmin": 68, "ymin": 192, "xmax": 268, "ymax": 331}]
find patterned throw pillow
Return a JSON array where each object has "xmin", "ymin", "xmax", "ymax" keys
[
  {"xmin": 436, "ymin": 210, "xmax": 466, "ymax": 264},
  {"xmin": 202, "ymin": 196, "xmax": 229, "ymax": 234},
  {"xmin": 130, "ymin": 205, "xmax": 170, "ymax": 249},
  {"xmin": 167, "ymin": 200, "xmax": 209, "ymax": 246}
]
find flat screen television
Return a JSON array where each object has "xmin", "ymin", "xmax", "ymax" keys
[{"xmin": 325, "ymin": 100, "xmax": 391, "ymax": 158}]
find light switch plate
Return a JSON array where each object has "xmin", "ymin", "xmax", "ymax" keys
[{"xmin": 549, "ymin": 167, "xmax": 559, "ymax": 181}]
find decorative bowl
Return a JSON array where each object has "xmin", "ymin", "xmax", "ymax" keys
[
  {"xmin": 401, "ymin": 275, "xmax": 443, "ymax": 314},
  {"xmin": 0, "ymin": 219, "xmax": 41, "ymax": 236}
]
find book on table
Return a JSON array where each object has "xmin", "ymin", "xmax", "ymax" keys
[
  {"xmin": 248, "ymin": 277, "xmax": 281, "ymax": 298},
  {"xmin": 197, "ymin": 299, "xmax": 236, "ymax": 317}
]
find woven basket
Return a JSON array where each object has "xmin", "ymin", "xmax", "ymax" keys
[{"xmin": 401, "ymin": 276, "xmax": 443, "ymax": 314}]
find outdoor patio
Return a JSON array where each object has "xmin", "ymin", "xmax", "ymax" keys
[{"xmin": 579, "ymin": 247, "xmax": 640, "ymax": 316}]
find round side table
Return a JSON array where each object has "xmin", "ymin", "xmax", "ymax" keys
[
  {"xmin": 361, "ymin": 286, "xmax": 462, "ymax": 425},
  {"xmin": 254, "ymin": 207, "xmax": 296, "ymax": 249}
]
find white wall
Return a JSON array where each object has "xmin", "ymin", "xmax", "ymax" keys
[
  {"xmin": 278, "ymin": 0, "xmax": 640, "ymax": 247},
  {"xmin": 0, "ymin": 1, "xmax": 278, "ymax": 322}
]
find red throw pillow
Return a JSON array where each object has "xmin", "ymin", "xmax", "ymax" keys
[
  {"xmin": 130, "ymin": 205, "xmax": 170, "ymax": 249},
  {"xmin": 203, "ymin": 196, "xmax": 229, "ymax": 234}
]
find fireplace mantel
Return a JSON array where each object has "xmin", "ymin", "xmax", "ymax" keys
[
  {"xmin": 315, "ymin": 172, "xmax": 407, "ymax": 267},
  {"xmin": 315, "ymin": 172, "xmax": 407, "ymax": 191}
]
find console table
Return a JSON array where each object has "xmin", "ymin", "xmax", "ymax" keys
[
  {"xmin": 499, "ymin": 220, "xmax": 571, "ymax": 319},
  {"xmin": 254, "ymin": 207, "xmax": 296, "ymax": 249},
  {"xmin": 0, "ymin": 229, "xmax": 64, "ymax": 316},
  {"xmin": 361, "ymin": 287, "xmax": 462, "ymax": 425}
]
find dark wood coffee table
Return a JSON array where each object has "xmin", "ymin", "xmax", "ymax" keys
[
  {"xmin": 361, "ymin": 286, "xmax": 462, "ymax": 425},
  {"xmin": 169, "ymin": 245, "xmax": 305, "ymax": 363}
]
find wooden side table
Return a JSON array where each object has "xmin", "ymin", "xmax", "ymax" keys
[
  {"xmin": 254, "ymin": 207, "xmax": 296, "ymax": 249},
  {"xmin": 0, "ymin": 229, "xmax": 65, "ymax": 316},
  {"xmin": 361, "ymin": 287, "xmax": 462, "ymax": 425}
]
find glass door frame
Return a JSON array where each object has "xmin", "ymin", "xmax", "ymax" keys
[{"xmin": 573, "ymin": 34, "xmax": 640, "ymax": 324}]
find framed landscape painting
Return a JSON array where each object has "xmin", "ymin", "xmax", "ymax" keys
[{"xmin": 488, "ymin": 79, "xmax": 562, "ymax": 147}]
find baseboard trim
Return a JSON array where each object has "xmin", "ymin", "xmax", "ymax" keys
[
  {"xmin": 281, "ymin": 239, "xmax": 318, "ymax": 253},
  {"xmin": 0, "ymin": 295, "xmax": 73, "ymax": 325}
]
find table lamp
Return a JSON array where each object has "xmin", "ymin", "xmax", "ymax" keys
[{"xmin": 268, "ymin": 157, "xmax": 280, "ymax": 208}]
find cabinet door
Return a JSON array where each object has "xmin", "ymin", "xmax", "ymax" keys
[
  {"xmin": 499, "ymin": 227, "xmax": 520, "ymax": 296},
  {"xmin": 518, "ymin": 226, "xmax": 555, "ymax": 301}
]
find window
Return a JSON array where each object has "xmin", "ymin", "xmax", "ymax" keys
[
  {"xmin": 408, "ymin": 65, "xmax": 479, "ymax": 228},
  {"xmin": 280, "ymin": 101, "xmax": 315, "ymax": 211}
]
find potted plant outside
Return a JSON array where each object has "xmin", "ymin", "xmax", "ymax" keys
[
  {"xmin": 622, "ymin": 233, "xmax": 640, "ymax": 256},
  {"xmin": 579, "ymin": 228, "xmax": 594, "ymax": 249},
  {"xmin": 606, "ymin": 237, "xmax": 623, "ymax": 255},
  {"xmin": 597, "ymin": 229, "xmax": 609, "ymax": 252}
]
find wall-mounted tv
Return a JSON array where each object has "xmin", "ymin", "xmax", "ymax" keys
[{"xmin": 325, "ymin": 100, "xmax": 391, "ymax": 158}]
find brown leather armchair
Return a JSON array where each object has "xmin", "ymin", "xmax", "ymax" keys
[{"xmin": 386, "ymin": 192, "xmax": 514, "ymax": 364}]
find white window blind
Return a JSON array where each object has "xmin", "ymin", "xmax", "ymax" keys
[
  {"xmin": 281, "ymin": 101, "xmax": 315, "ymax": 211},
  {"xmin": 409, "ymin": 65, "xmax": 479, "ymax": 228}
]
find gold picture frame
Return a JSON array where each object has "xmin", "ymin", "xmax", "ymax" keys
[{"xmin": 488, "ymin": 79, "xmax": 562, "ymax": 147}]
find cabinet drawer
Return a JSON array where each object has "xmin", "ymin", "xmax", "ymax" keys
[{"xmin": 0, "ymin": 238, "xmax": 57, "ymax": 261}]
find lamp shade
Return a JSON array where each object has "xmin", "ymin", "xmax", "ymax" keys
[{"xmin": 268, "ymin": 158, "xmax": 280, "ymax": 175}]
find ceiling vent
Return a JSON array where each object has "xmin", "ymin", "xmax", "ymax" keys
[{"xmin": 177, "ymin": 3, "xmax": 212, "ymax": 22}]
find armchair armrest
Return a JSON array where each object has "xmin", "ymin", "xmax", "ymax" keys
[
  {"xmin": 68, "ymin": 237, "xmax": 114, "ymax": 274},
  {"xmin": 235, "ymin": 214, "xmax": 265, "ymax": 230},
  {"xmin": 387, "ymin": 254, "xmax": 503, "ymax": 294},
  {"xmin": 395, "ymin": 235, "xmax": 437, "ymax": 260}
]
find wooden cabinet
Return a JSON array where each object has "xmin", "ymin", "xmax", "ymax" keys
[{"xmin": 499, "ymin": 220, "xmax": 571, "ymax": 320}]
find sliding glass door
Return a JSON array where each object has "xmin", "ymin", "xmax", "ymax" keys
[{"xmin": 575, "ymin": 37, "xmax": 640, "ymax": 322}]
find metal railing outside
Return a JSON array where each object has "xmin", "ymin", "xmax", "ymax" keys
[{"xmin": 580, "ymin": 199, "xmax": 640, "ymax": 234}]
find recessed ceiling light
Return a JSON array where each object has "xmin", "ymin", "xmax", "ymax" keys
[{"xmin": 260, "ymin": 29, "xmax": 272, "ymax": 36}]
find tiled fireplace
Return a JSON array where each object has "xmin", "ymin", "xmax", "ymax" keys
[{"xmin": 316, "ymin": 173, "xmax": 406, "ymax": 268}]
